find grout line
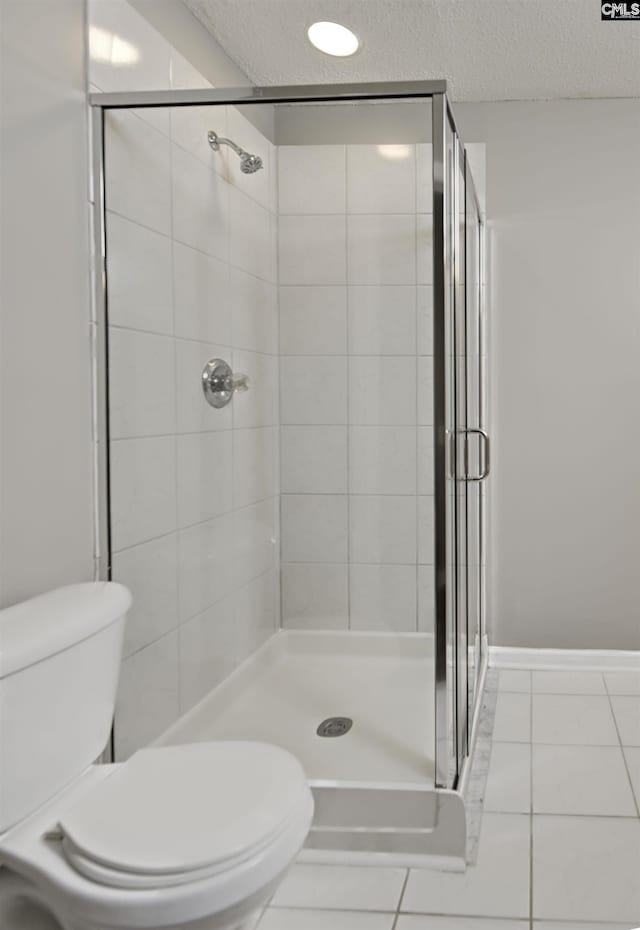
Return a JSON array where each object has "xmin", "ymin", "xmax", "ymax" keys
[
  {"xmin": 413, "ymin": 144, "xmax": 420, "ymax": 635},
  {"xmin": 492, "ymin": 737, "xmax": 637, "ymax": 749},
  {"xmin": 267, "ymin": 905, "xmax": 400, "ymax": 916},
  {"xmin": 398, "ymin": 911, "xmax": 531, "ymax": 920},
  {"xmin": 167, "ymin": 105, "xmax": 184, "ymax": 716},
  {"xmin": 111, "ymin": 425, "xmax": 277, "ymax": 442},
  {"xmin": 392, "ymin": 869, "xmax": 411, "ymax": 927},
  {"xmin": 111, "ymin": 493, "xmax": 278, "ymax": 558},
  {"xmin": 529, "ymin": 680, "xmax": 534, "ymax": 930},
  {"xmin": 122, "ymin": 563, "xmax": 279, "ymax": 664},
  {"xmin": 274, "ymin": 142, "xmax": 284, "ymax": 637},
  {"xmin": 279, "ymin": 211, "xmax": 434, "ymax": 218},
  {"xmin": 109, "ymin": 321, "xmax": 278, "ymax": 358},
  {"xmin": 344, "ymin": 143, "xmax": 352, "ymax": 632},
  {"xmin": 485, "ymin": 809, "xmax": 640, "ymax": 820},
  {"xmin": 105, "ymin": 206, "xmax": 277, "ymax": 287},
  {"xmin": 604, "ymin": 674, "xmax": 640, "ymax": 819}
]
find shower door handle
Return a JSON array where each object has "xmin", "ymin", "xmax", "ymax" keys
[{"xmin": 464, "ymin": 428, "xmax": 490, "ymax": 482}]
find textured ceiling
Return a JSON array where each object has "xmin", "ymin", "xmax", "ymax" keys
[{"xmin": 182, "ymin": 0, "xmax": 640, "ymax": 101}]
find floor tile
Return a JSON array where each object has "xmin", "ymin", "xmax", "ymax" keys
[
  {"xmin": 402, "ymin": 814, "xmax": 530, "ymax": 918},
  {"xmin": 531, "ymin": 670, "xmax": 606, "ymax": 694},
  {"xmin": 484, "ymin": 743, "xmax": 531, "ymax": 814},
  {"xmin": 611, "ymin": 696, "xmax": 640, "ymax": 746},
  {"xmin": 271, "ymin": 865, "xmax": 406, "ymax": 912},
  {"xmin": 532, "ymin": 815, "xmax": 640, "ymax": 922},
  {"xmin": 605, "ymin": 671, "xmax": 640, "ymax": 695},
  {"xmin": 623, "ymin": 746, "xmax": 640, "ymax": 809},
  {"xmin": 532, "ymin": 744, "xmax": 636, "ymax": 815},
  {"xmin": 398, "ymin": 919, "xmax": 528, "ymax": 930},
  {"xmin": 492, "ymin": 692, "xmax": 531, "ymax": 742},
  {"xmin": 498, "ymin": 670, "xmax": 531, "ymax": 693},
  {"xmin": 532, "ymin": 694, "xmax": 619, "ymax": 745},
  {"xmin": 259, "ymin": 909, "xmax": 395, "ymax": 930}
]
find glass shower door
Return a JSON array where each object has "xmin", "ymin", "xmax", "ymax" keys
[
  {"xmin": 454, "ymin": 137, "xmax": 469, "ymax": 764},
  {"xmin": 434, "ymin": 96, "xmax": 486, "ymax": 787},
  {"xmin": 465, "ymin": 163, "xmax": 485, "ymax": 719}
]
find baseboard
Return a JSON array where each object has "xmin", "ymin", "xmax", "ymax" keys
[{"xmin": 489, "ymin": 645, "xmax": 640, "ymax": 672}]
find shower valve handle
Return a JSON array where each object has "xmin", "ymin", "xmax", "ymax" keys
[{"xmin": 202, "ymin": 358, "xmax": 250, "ymax": 409}]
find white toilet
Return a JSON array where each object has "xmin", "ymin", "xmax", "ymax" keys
[{"xmin": 0, "ymin": 583, "xmax": 314, "ymax": 930}]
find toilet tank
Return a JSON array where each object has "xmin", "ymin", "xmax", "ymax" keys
[{"xmin": 0, "ymin": 583, "xmax": 131, "ymax": 833}]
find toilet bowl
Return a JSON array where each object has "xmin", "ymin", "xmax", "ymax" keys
[{"xmin": 0, "ymin": 585, "xmax": 314, "ymax": 930}]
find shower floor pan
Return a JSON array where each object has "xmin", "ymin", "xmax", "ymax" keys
[{"xmin": 156, "ymin": 630, "xmax": 466, "ymax": 867}]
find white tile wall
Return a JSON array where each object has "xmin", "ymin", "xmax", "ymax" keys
[
  {"xmin": 114, "ymin": 631, "xmax": 179, "ymax": 760},
  {"xmin": 278, "ymin": 145, "xmax": 346, "ymax": 215},
  {"xmin": 281, "ymin": 426, "xmax": 348, "ymax": 494},
  {"xmin": 349, "ymin": 496, "xmax": 416, "ymax": 565},
  {"xmin": 278, "ymin": 142, "xmax": 434, "ymax": 631},
  {"xmin": 347, "ymin": 145, "xmax": 416, "ymax": 214},
  {"xmin": 350, "ymin": 564, "xmax": 417, "ymax": 632},
  {"xmin": 281, "ymin": 495, "xmax": 348, "ymax": 563},
  {"xmin": 232, "ymin": 428, "xmax": 276, "ymax": 510},
  {"xmin": 349, "ymin": 427, "xmax": 417, "ymax": 496},
  {"xmin": 281, "ymin": 563, "xmax": 349, "ymax": 630},
  {"xmin": 349, "ymin": 357, "xmax": 416, "ymax": 426},
  {"xmin": 178, "ymin": 597, "xmax": 237, "ymax": 711},
  {"xmin": 109, "ymin": 436, "xmax": 176, "ymax": 551},
  {"xmin": 106, "ymin": 214, "xmax": 173, "ymax": 334},
  {"xmin": 348, "ymin": 286, "xmax": 416, "ymax": 356},
  {"xmin": 281, "ymin": 357, "xmax": 348, "ymax": 425},
  {"xmin": 280, "ymin": 286, "xmax": 347, "ymax": 356},
  {"xmin": 108, "ymin": 328, "xmax": 176, "ymax": 439},
  {"xmin": 105, "ymin": 110, "xmax": 172, "ymax": 235},
  {"xmin": 176, "ymin": 432, "xmax": 233, "ymax": 528},
  {"xmin": 105, "ymin": 49, "xmax": 279, "ymax": 756},
  {"xmin": 233, "ymin": 498, "xmax": 278, "ymax": 589},
  {"xmin": 173, "ymin": 242, "xmax": 231, "ymax": 345},
  {"xmin": 112, "ymin": 535, "xmax": 178, "ymax": 658},
  {"xmin": 279, "ymin": 215, "xmax": 347, "ymax": 285},
  {"xmin": 347, "ymin": 215, "xmax": 416, "ymax": 285},
  {"xmin": 230, "ymin": 268, "xmax": 277, "ymax": 355}
]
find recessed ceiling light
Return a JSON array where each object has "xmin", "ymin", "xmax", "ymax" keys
[{"xmin": 307, "ymin": 22, "xmax": 360, "ymax": 57}]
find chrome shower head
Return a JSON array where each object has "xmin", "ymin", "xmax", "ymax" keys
[
  {"xmin": 207, "ymin": 130, "xmax": 263, "ymax": 174},
  {"xmin": 240, "ymin": 152, "xmax": 264, "ymax": 174}
]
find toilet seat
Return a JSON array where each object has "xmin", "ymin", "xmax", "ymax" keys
[
  {"xmin": 1, "ymin": 742, "xmax": 313, "ymax": 929},
  {"xmin": 58, "ymin": 743, "xmax": 311, "ymax": 890}
]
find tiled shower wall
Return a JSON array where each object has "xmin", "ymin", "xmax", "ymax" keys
[
  {"xmin": 278, "ymin": 143, "xmax": 435, "ymax": 633},
  {"xmin": 103, "ymin": 95, "xmax": 279, "ymax": 758}
]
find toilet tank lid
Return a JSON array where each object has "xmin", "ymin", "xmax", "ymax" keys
[{"xmin": 0, "ymin": 583, "xmax": 132, "ymax": 679}]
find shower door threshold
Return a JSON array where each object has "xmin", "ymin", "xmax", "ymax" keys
[{"xmin": 155, "ymin": 629, "xmax": 467, "ymax": 868}]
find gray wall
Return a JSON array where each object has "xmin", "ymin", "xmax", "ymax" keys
[
  {"xmin": 0, "ymin": 0, "xmax": 95, "ymax": 607},
  {"xmin": 457, "ymin": 98, "xmax": 640, "ymax": 650}
]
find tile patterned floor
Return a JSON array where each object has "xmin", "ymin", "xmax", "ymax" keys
[{"xmin": 256, "ymin": 668, "xmax": 640, "ymax": 930}]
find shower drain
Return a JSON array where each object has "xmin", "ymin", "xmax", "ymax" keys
[{"xmin": 316, "ymin": 717, "xmax": 353, "ymax": 738}]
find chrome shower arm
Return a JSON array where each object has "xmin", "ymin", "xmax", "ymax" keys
[
  {"xmin": 208, "ymin": 131, "xmax": 246, "ymax": 158},
  {"xmin": 207, "ymin": 130, "xmax": 263, "ymax": 173}
]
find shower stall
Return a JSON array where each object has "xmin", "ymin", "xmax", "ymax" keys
[{"xmin": 91, "ymin": 81, "xmax": 488, "ymax": 864}]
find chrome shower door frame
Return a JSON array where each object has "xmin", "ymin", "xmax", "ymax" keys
[{"xmin": 90, "ymin": 81, "xmax": 486, "ymax": 841}]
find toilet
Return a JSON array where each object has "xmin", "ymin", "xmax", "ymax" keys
[{"xmin": 0, "ymin": 583, "xmax": 314, "ymax": 930}]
